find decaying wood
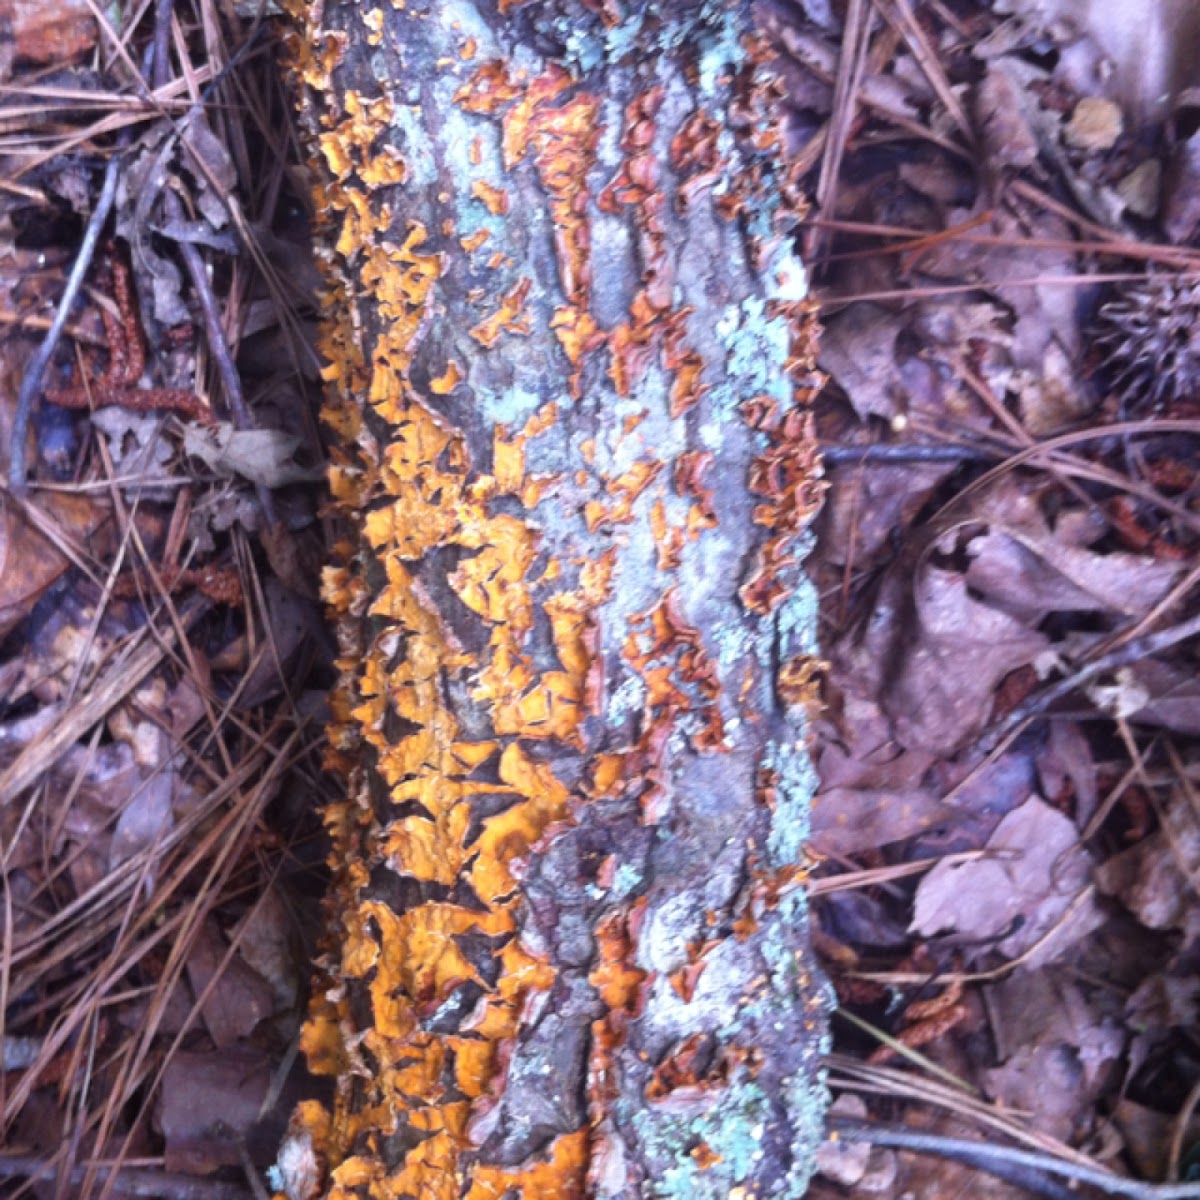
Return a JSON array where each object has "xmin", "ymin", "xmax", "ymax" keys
[{"xmin": 279, "ymin": 0, "xmax": 829, "ymax": 1195}]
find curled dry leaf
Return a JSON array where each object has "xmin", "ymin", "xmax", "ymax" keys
[
  {"xmin": 184, "ymin": 423, "xmax": 325, "ymax": 488},
  {"xmin": 983, "ymin": 972, "xmax": 1124, "ymax": 1142},
  {"xmin": 0, "ymin": 492, "xmax": 109, "ymax": 639},
  {"xmin": 911, "ymin": 796, "xmax": 1102, "ymax": 967},
  {"xmin": 185, "ymin": 919, "xmax": 278, "ymax": 1051},
  {"xmin": 1095, "ymin": 788, "xmax": 1200, "ymax": 938},
  {"xmin": 889, "ymin": 566, "xmax": 1049, "ymax": 757},
  {"xmin": 964, "ymin": 481, "xmax": 1185, "ymax": 624}
]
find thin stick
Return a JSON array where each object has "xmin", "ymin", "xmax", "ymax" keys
[
  {"xmin": 820, "ymin": 442, "xmax": 993, "ymax": 466},
  {"xmin": 0, "ymin": 1157, "xmax": 249, "ymax": 1200},
  {"xmin": 829, "ymin": 1120, "xmax": 1200, "ymax": 1199},
  {"xmin": 9, "ymin": 153, "xmax": 121, "ymax": 492},
  {"xmin": 811, "ymin": 0, "xmax": 873, "ymax": 264},
  {"xmin": 977, "ymin": 611, "xmax": 1200, "ymax": 756},
  {"xmin": 829, "ymin": 1121, "xmax": 1076, "ymax": 1200}
]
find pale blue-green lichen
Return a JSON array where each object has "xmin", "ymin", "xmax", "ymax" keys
[
  {"xmin": 763, "ymin": 738, "xmax": 820, "ymax": 871},
  {"xmin": 696, "ymin": 0, "xmax": 741, "ymax": 101},
  {"xmin": 775, "ymin": 535, "xmax": 823, "ymax": 689},
  {"xmin": 613, "ymin": 860, "xmax": 643, "ymax": 899},
  {"xmin": 484, "ymin": 383, "xmax": 543, "ymax": 428}
]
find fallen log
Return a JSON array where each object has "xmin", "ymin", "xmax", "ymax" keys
[{"xmin": 278, "ymin": 0, "xmax": 830, "ymax": 1194}]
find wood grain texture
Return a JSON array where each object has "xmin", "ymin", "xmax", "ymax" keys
[{"xmin": 279, "ymin": 1, "xmax": 830, "ymax": 1195}]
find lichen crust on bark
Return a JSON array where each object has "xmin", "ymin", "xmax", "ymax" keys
[{"xmin": 279, "ymin": 0, "xmax": 831, "ymax": 1196}]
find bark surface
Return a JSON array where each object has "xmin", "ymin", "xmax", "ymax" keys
[{"xmin": 280, "ymin": 1, "xmax": 829, "ymax": 1196}]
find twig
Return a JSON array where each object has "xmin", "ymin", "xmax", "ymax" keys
[
  {"xmin": 977, "ymin": 611, "xmax": 1200, "ymax": 756},
  {"xmin": 9, "ymin": 153, "xmax": 121, "ymax": 493},
  {"xmin": 820, "ymin": 442, "xmax": 995, "ymax": 466},
  {"xmin": 826, "ymin": 1053, "xmax": 1106, "ymax": 1170},
  {"xmin": 0, "ymin": 1157, "xmax": 250, "ymax": 1200},
  {"xmin": 829, "ymin": 1120, "xmax": 1200, "ymax": 1199},
  {"xmin": 830, "ymin": 1122, "xmax": 1076, "ymax": 1200}
]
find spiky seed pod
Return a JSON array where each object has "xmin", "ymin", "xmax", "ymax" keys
[{"xmin": 1091, "ymin": 274, "xmax": 1200, "ymax": 413}]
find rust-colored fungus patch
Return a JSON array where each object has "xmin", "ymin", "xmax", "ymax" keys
[
  {"xmin": 583, "ymin": 457, "xmax": 663, "ymax": 532},
  {"xmin": 471, "ymin": 179, "xmax": 510, "ymax": 215},
  {"xmin": 459, "ymin": 63, "xmax": 604, "ymax": 392},
  {"xmin": 469, "ymin": 276, "xmax": 532, "ymax": 346},
  {"xmin": 740, "ymin": 302, "xmax": 826, "ymax": 615},
  {"xmin": 598, "ymin": 88, "xmax": 709, "ymax": 417}
]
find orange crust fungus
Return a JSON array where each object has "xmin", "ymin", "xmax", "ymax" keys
[{"xmin": 281, "ymin": 0, "xmax": 829, "ymax": 1196}]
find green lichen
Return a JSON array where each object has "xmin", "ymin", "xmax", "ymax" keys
[{"xmin": 763, "ymin": 739, "xmax": 819, "ymax": 870}]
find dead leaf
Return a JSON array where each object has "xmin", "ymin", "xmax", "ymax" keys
[
  {"xmin": 92, "ymin": 406, "xmax": 176, "ymax": 492},
  {"xmin": 1095, "ymin": 788, "xmax": 1200, "ymax": 937},
  {"xmin": 1115, "ymin": 159, "xmax": 1162, "ymax": 217},
  {"xmin": 184, "ymin": 424, "xmax": 324, "ymax": 488},
  {"xmin": 812, "ymin": 784, "xmax": 958, "ymax": 856},
  {"xmin": 0, "ymin": 492, "xmax": 109, "ymax": 638},
  {"xmin": 886, "ymin": 565, "xmax": 1049, "ymax": 756},
  {"xmin": 1116, "ymin": 1098, "xmax": 1200, "ymax": 1182},
  {"xmin": 974, "ymin": 59, "xmax": 1041, "ymax": 169},
  {"xmin": 820, "ymin": 460, "xmax": 957, "ymax": 569},
  {"xmin": 1121, "ymin": 659, "xmax": 1200, "ymax": 734},
  {"xmin": 816, "ymin": 1095, "xmax": 872, "ymax": 1186},
  {"xmin": 964, "ymin": 480, "xmax": 1184, "ymax": 624},
  {"xmin": 911, "ymin": 796, "xmax": 1101, "ymax": 965},
  {"xmin": 235, "ymin": 887, "xmax": 300, "ymax": 1010},
  {"xmin": 180, "ymin": 112, "xmax": 238, "ymax": 199},
  {"xmin": 160, "ymin": 1044, "xmax": 273, "ymax": 1173},
  {"xmin": 818, "ymin": 304, "xmax": 908, "ymax": 422},
  {"xmin": 107, "ymin": 759, "xmax": 176, "ymax": 878},
  {"xmin": 1063, "ymin": 96, "xmax": 1124, "ymax": 151},
  {"xmin": 1126, "ymin": 971, "xmax": 1200, "ymax": 1034},
  {"xmin": 984, "ymin": 972, "xmax": 1124, "ymax": 1140},
  {"xmin": 208, "ymin": 577, "xmax": 320, "ymax": 705},
  {"xmin": 242, "ymin": 578, "xmax": 317, "ymax": 704},
  {"xmin": 991, "ymin": 0, "xmax": 1200, "ymax": 128},
  {"xmin": 185, "ymin": 919, "xmax": 277, "ymax": 1050},
  {"xmin": 812, "ymin": 684, "xmax": 955, "ymax": 854},
  {"xmin": 1036, "ymin": 718, "xmax": 1098, "ymax": 828},
  {"xmin": 1085, "ymin": 666, "xmax": 1151, "ymax": 720}
]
